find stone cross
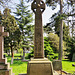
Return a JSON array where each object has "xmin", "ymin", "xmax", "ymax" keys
[
  {"xmin": 31, "ymin": 0, "xmax": 45, "ymax": 58},
  {"xmin": 0, "ymin": 26, "xmax": 9, "ymax": 63}
]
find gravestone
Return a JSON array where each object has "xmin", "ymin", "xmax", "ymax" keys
[
  {"xmin": 32, "ymin": 0, "xmax": 45, "ymax": 58},
  {"xmin": 72, "ymin": 53, "xmax": 75, "ymax": 62},
  {"xmin": 0, "ymin": 26, "xmax": 13, "ymax": 75},
  {"xmin": 52, "ymin": 60, "xmax": 62, "ymax": 71},
  {"xmin": 27, "ymin": 0, "xmax": 54, "ymax": 75}
]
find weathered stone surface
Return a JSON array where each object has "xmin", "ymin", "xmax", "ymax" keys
[
  {"xmin": 0, "ymin": 26, "xmax": 9, "ymax": 63},
  {"xmin": 0, "ymin": 26, "xmax": 13, "ymax": 75},
  {"xmin": 0, "ymin": 58, "xmax": 7, "ymax": 64},
  {"xmin": 31, "ymin": 0, "xmax": 45, "ymax": 58},
  {"xmin": 0, "ymin": 69, "xmax": 12, "ymax": 75},
  {"xmin": 72, "ymin": 53, "xmax": 75, "ymax": 62},
  {"xmin": 52, "ymin": 60, "xmax": 62, "ymax": 71},
  {"xmin": 0, "ymin": 63, "xmax": 10, "ymax": 70},
  {"xmin": 27, "ymin": 58, "xmax": 53, "ymax": 75}
]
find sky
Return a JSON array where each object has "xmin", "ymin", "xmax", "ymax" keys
[{"xmin": 1, "ymin": 0, "xmax": 60, "ymax": 25}]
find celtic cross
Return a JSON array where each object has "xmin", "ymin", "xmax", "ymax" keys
[{"xmin": 31, "ymin": 0, "xmax": 45, "ymax": 58}]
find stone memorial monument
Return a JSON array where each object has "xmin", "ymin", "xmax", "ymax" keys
[
  {"xmin": 72, "ymin": 53, "xmax": 75, "ymax": 62},
  {"xmin": 27, "ymin": 0, "xmax": 54, "ymax": 75},
  {"xmin": 0, "ymin": 26, "xmax": 13, "ymax": 75},
  {"xmin": 52, "ymin": 60, "xmax": 62, "ymax": 71}
]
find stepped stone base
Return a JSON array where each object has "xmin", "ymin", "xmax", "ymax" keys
[
  {"xmin": 0, "ymin": 58, "xmax": 7, "ymax": 64},
  {"xmin": 0, "ymin": 58, "xmax": 13, "ymax": 75},
  {"xmin": 27, "ymin": 58, "xmax": 53, "ymax": 75},
  {"xmin": 0, "ymin": 69, "xmax": 12, "ymax": 75}
]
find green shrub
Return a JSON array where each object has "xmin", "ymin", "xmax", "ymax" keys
[
  {"xmin": 25, "ymin": 49, "xmax": 34, "ymax": 59},
  {"xmin": 67, "ymin": 37, "xmax": 75, "ymax": 61}
]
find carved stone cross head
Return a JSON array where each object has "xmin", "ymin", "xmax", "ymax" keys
[{"xmin": 31, "ymin": 0, "xmax": 45, "ymax": 13}]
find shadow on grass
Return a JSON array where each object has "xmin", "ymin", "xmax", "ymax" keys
[
  {"xmin": 10, "ymin": 60, "xmax": 28, "ymax": 66},
  {"xmin": 62, "ymin": 59, "xmax": 75, "ymax": 63},
  {"xmin": 6, "ymin": 56, "xmax": 28, "ymax": 66}
]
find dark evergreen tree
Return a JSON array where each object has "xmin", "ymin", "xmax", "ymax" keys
[
  {"xmin": 14, "ymin": 0, "xmax": 33, "ymax": 60},
  {"xmin": 67, "ymin": 37, "xmax": 75, "ymax": 61}
]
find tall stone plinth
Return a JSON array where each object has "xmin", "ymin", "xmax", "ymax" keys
[{"xmin": 27, "ymin": 58, "xmax": 53, "ymax": 75}]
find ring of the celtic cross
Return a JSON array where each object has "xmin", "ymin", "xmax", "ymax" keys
[{"xmin": 31, "ymin": 0, "xmax": 45, "ymax": 13}]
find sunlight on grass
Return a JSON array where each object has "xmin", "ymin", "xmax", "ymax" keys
[
  {"xmin": 7, "ymin": 55, "xmax": 28, "ymax": 75},
  {"xmin": 10, "ymin": 60, "xmax": 28, "ymax": 75},
  {"xmin": 62, "ymin": 59, "xmax": 75, "ymax": 74},
  {"xmin": 6, "ymin": 54, "xmax": 75, "ymax": 75}
]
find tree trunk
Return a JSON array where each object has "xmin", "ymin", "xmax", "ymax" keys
[
  {"xmin": 8, "ymin": 50, "xmax": 11, "ymax": 56},
  {"xmin": 22, "ymin": 47, "xmax": 25, "ymax": 60},
  {"xmin": 11, "ymin": 46, "xmax": 14, "ymax": 64},
  {"xmin": 72, "ymin": 19, "xmax": 74, "ymax": 38},
  {"xmin": 58, "ymin": 0, "xmax": 63, "ymax": 60}
]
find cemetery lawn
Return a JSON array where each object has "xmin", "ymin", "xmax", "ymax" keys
[
  {"xmin": 6, "ymin": 55, "xmax": 75, "ymax": 75},
  {"xmin": 62, "ymin": 59, "xmax": 75, "ymax": 74},
  {"xmin": 7, "ymin": 54, "xmax": 28, "ymax": 75}
]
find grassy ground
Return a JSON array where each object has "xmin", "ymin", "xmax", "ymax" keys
[
  {"xmin": 6, "ymin": 54, "xmax": 75, "ymax": 75},
  {"xmin": 62, "ymin": 59, "xmax": 75, "ymax": 74},
  {"xmin": 7, "ymin": 54, "xmax": 28, "ymax": 75}
]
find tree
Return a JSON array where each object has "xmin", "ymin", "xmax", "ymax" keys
[
  {"xmin": 47, "ymin": 33, "xmax": 59, "ymax": 53},
  {"xmin": 0, "ymin": 8, "xmax": 21, "ymax": 64},
  {"xmin": 66, "ymin": 37, "xmax": 75, "ymax": 61},
  {"xmin": 0, "ymin": 0, "xmax": 12, "ymax": 8},
  {"xmin": 44, "ymin": 37, "xmax": 54, "ymax": 60},
  {"xmin": 14, "ymin": 0, "xmax": 33, "ymax": 60},
  {"xmin": 63, "ymin": 22, "xmax": 70, "ymax": 42},
  {"xmin": 46, "ymin": 0, "xmax": 63, "ymax": 60}
]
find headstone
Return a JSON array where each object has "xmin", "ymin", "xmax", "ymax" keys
[
  {"xmin": 72, "ymin": 53, "xmax": 75, "ymax": 62},
  {"xmin": 27, "ymin": 0, "xmax": 54, "ymax": 75},
  {"xmin": 52, "ymin": 60, "xmax": 62, "ymax": 71},
  {"xmin": 0, "ymin": 26, "xmax": 13, "ymax": 75}
]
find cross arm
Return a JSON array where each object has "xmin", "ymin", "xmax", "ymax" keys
[{"xmin": 2, "ymin": 32, "xmax": 9, "ymax": 37}]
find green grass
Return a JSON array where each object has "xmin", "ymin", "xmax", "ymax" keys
[
  {"xmin": 6, "ymin": 54, "xmax": 75, "ymax": 75},
  {"xmin": 62, "ymin": 59, "xmax": 75, "ymax": 74},
  {"xmin": 7, "ymin": 54, "xmax": 28, "ymax": 75},
  {"xmin": 10, "ymin": 60, "xmax": 28, "ymax": 75}
]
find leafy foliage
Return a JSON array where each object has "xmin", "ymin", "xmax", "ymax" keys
[
  {"xmin": 0, "ymin": 8, "xmax": 21, "ymax": 54},
  {"xmin": 14, "ymin": 0, "xmax": 34, "ymax": 59},
  {"xmin": 44, "ymin": 37, "xmax": 54, "ymax": 60},
  {"xmin": 47, "ymin": 33, "xmax": 59, "ymax": 52},
  {"xmin": 66, "ymin": 37, "xmax": 75, "ymax": 61},
  {"xmin": 14, "ymin": 0, "xmax": 33, "ymax": 47},
  {"xmin": 0, "ymin": 0, "xmax": 12, "ymax": 8}
]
